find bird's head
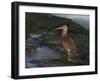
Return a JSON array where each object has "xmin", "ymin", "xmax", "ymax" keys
[{"xmin": 55, "ymin": 25, "xmax": 68, "ymax": 31}]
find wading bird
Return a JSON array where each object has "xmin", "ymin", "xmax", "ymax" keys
[{"xmin": 55, "ymin": 25, "xmax": 77, "ymax": 61}]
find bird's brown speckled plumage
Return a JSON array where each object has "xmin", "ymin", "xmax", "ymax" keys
[{"xmin": 55, "ymin": 25, "xmax": 77, "ymax": 61}]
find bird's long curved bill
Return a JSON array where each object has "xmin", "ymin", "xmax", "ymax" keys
[{"xmin": 55, "ymin": 27, "xmax": 63, "ymax": 30}]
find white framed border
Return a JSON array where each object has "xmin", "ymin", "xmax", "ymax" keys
[{"xmin": 18, "ymin": 5, "xmax": 96, "ymax": 76}]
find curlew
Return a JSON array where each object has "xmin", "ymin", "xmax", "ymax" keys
[{"xmin": 55, "ymin": 25, "xmax": 77, "ymax": 61}]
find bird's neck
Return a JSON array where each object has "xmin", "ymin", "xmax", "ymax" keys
[{"xmin": 62, "ymin": 29, "xmax": 67, "ymax": 37}]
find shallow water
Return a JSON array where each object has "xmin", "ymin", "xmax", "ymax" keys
[
  {"xmin": 26, "ymin": 46, "xmax": 63, "ymax": 68},
  {"xmin": 25, "ymin": 33, "xmax": 89, "ymax": 68},
  {"xmin": 25, "ymin": 33, "xmax": 63, "ymax": 68}
]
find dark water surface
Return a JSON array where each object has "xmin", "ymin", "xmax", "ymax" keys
[{"xmin": 25, "ymin": 32, "xmax": 89, "ymax": 68}]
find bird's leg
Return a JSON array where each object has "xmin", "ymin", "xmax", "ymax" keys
[{"xmin": 67, "ymin": 49, "xmax": 71, "ymax": 62}]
